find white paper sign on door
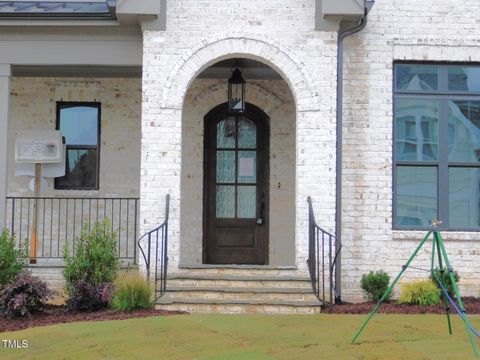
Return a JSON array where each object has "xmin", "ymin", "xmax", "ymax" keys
[{"xmin": 239, "ymin": 157, "xmax": 254, "ymax": 177}]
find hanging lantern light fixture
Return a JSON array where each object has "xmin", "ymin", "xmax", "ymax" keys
[{"xmin": 228, "ymin": 68, "xmax": 245, "ymax": 113}]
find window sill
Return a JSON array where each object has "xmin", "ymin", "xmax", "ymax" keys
[{"xmin": 392, "ymin": 229, "xmax": 480, "ymax": 242}]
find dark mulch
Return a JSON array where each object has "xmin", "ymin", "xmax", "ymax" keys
[
  {"xmin": 323, "ymin": 296, "xmax": 480, "ymax": 314},
  {"xmin": 0, "ymin": 305, "xmax": 186, "ymax": 333}
]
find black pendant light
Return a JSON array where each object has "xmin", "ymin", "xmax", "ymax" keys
[{"xmin": 228, "ymin": 68, "xmax": 245, "ymax": 113}]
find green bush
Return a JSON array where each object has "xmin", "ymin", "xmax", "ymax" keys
[
  {"xmin": 360, "ymin": 270, "xmax": 391, "ymax": 302},
  {"xmin": 64, "ymin": 220, "xmax": 119, "ymax": 298},
  {"xmin": 111, "ymin": 272, "xmax": 153, "ymax": 312},
  {"xmin": 430, "ymin": 268, "xmax": 460, "ymax": 297},
  {"xmin": 398, "ymin": 280, "xmax": 441, "ymax": 306},
  {"xmin": 0, "ymin": 229, "xmax": 27, "ymax": 289}
]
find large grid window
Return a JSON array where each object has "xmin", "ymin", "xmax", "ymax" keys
[
  {"xmin": 394, "ymin": 63, "xmax": 480, "ymax": 230},
  {"xmin": 54, "ymin": 102, "xmax": 100, "ymax": 190}
]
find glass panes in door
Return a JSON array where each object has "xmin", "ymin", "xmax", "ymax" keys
[{"xmin": 215, "ymin": 116, "xmax": 257, "ymax": 219}]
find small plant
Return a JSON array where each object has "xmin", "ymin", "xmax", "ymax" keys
[
  {"xmin": 66, "ymin": 280, "xmax": 113, "ymax": 312},
  {"xmin": 360, "ymin": 270, "xmax": 391, "ymax": 302},
  {"xmin": 398, "ymin": 280, "xmax": 441, "ymax": 306},
  {"xmin": 64, "ymin": 220, "xmax": 118, "ymax": 289},
  {"xmin": 0, "ymin": 229, "xmax": 27, "ymax": 289},
  {"xmin": 111, "ymin": 272, "xmax": 153, "ymax": 312},
  {"xmin": 430, "ymin": 268, "xmax": 460, "ymax": 297},
  {"xmin": 63, "ymin": 220, "xmax": 118, "ymax": 311},
  {"xmin": 0, "ymin": 271, "xmax": 52, "ymax": 319}
]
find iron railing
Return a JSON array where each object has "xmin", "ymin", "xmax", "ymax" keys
[
  {"xmin": 6, "ymin": 197, "xmax": 139, "ymax": 263},
  {"xmin": 307, "ymin": 196, "xmax": 341, "ymax": 305},
  {"xmin": 138, "ymin": 194, "xmax": 170, "ymax": 300}
]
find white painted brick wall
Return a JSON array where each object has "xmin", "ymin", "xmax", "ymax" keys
[
  {"xmin": 141, "ymin": 0, "xmax": 338, "ymax": 272},
  {"xmin": 139, "ymin": 0, "xmax": 480, "ymax": 301},
  {"xmin": 342, "ymin": 0, "xmax": 480, "ymax": 301}
]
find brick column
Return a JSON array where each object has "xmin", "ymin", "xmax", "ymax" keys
[{"xmin": 0, "ymin": 65, "xmax": 10, "ymax": 230}]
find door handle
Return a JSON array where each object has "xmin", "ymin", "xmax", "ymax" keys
[{"xmin": 257, "ymin": 200, "xmax": 265, "ymax": 225}]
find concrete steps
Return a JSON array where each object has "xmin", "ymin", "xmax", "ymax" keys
[
  {"xmin": 27, "ymin": 261, "xmax": 137, "ymax": 293},
  {"xmin": 156, "ymin": 267, "xmax": 322, "ymax": 314},
  {"xmin": 29, "ymin": 266, "xmax": 65, "ymax": 292}
]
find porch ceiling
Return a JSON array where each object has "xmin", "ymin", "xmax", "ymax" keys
[
  {"xmin": 11, "ymin": 64, "xmax": 142, "ymax": 78},
  {"xmin": 197, "ymin": 59, "xmax": 282, "ymax": 81}
]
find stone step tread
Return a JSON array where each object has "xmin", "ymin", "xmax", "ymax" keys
[
  {"xmin": 166, "ymin": 286, "xmax": 314, "ymax": 294},
  {"xmin": 167, "ymin": 274, "xmax": 311, "ymax": 281},
  {"xmin": 179, "ymin": 265, "xmax": 297, "ymax": 270},
  {"xmin": 155, "ymin": 303, "xmax": 322, "ymax": 314},
  {"xmin": 156, "ymin": 298, "xmax": 322, "ymax": 307}
]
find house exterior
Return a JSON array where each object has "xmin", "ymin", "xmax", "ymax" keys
[{"xmin": 0, "ymin": 0, "xmax": 479, "ymax": 313}]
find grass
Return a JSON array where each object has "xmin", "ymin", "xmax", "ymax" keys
[{"xmin": 1, "ymin": 314, "xmax": 479, "ymax": 359}]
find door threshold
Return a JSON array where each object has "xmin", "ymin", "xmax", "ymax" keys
[{"xmin": 178, "ymin": 264, "xmax": 297, "ymax": 270}]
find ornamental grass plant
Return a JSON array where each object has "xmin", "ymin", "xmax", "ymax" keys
[{"xmin": 111, "ymin": 271, "xmax": 153, "ymax": 312}]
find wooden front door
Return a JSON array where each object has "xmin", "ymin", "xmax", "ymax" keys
[{"xmin": 204, "ymin": 103, "xmax": 269, "ymax": 264}]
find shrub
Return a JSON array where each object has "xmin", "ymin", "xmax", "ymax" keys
[
  {"xmin": 65, "ymin": 280, "xmax": 114, "ymax": 312},
  {"xmin": 111, "ymin": 272, "xmax": 153, "ymax": 312},
  {"xmin": 0, "ymin": 271, "xmax": 52, "ymax": 319},
  {"xmin": 64, "ymin": 220, "xmax": 119, "ymax": 292},
  {"xmin": 430, "ymin": 268, "xmax": 460, "ymax": 297},
  {"xmin": 63, "ymin": 220, "xmax": 118, "ymax": 311},
  {"xmin": 398, "ymin": 280, "xmax": 441, "ymax": 306},
  {"xmin": 0, "ymin": 229, "xmax": 27, "ymax": 289},
  {"xmin": 360, "ymin": 270, "xmax": 391, "ymax": 302}
]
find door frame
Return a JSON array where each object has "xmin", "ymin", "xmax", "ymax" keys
[{"xmin": 202, "ymin": 102, "xmax": 270, "ymax": 264}]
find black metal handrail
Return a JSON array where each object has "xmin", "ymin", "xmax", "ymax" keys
[
  {"xmin": 138, "ymin": 194, "xmax": 170, "ymax": 299},
  {"xmin": 6, "ymin": 196, "xmax": 139, "ymax": 263},
  {"xmin": 307, "ymin": 196, "xmax": 341, "ymax": 305}
]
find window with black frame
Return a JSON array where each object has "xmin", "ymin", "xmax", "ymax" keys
[
  {"xmin": 55, "ymin": 102, "xmax": 100, "ymax": 190},
  {"xmin": 394, "ymin": 63, "xmax": 480, "ymax": 230}
]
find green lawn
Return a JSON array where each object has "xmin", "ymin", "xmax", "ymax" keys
[{"xmin": 1, "ymin": 314, "xmax": 479, "ymax": 359}]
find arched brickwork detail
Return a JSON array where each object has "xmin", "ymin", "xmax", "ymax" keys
[
  {"xmin": 162, "ymin": 33, "xmax": 319, "ymax": 113},
  {"xmin": 188, "ymin": 82, "xmax": 286, "ymax": 116}
]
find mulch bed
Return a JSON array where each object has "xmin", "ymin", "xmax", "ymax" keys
[
  {"xmin": 323, "ymin": 296, "xmax": 480, "ymax": 314},
  {"xmin": 0, "ymin": 305, "xmax": 186, "ymax": 333}
]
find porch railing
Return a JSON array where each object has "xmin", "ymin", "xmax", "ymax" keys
[
  {"xmin": 6, "ymin": 197, "xmax": 139, "ymax": 264},
  {"xmin": 307, "ymin": 196, "xmax": 341, "ymax": 305},
  {"xmin": 138, "ymin": 194, "xmax": 169, "ymax": 299}
]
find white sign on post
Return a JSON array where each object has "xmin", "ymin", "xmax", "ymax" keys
[
  {"xmin": 15, "ymin": 130, "xmax": 63, "ymax": 164},
  {"xmin": 15, "ymin": 144, "xmax": 67, "ymax": 178},
  {"xmin": 14, "ymin": 130, "xmax": 64, "ymax": 264}
]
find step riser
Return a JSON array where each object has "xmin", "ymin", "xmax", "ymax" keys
[
  {"xmin": 176, "ymin": 269, "xmax": 306, "ymax": 276},
  {"xmin": 156, "ymin": 303, "xmax": 321, "ymax": 314},
  {"xmin": 168, "ymin": 279, "xmax": 312, "ymax": 289},
  {"xmin": 166, "ymin": 291, "xmax": 318, "ymax": 302},
  {"xmin": 29, "ymin": 268, "xmax": 66, "ymax": 291}
]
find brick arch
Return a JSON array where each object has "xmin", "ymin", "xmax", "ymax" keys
[
  {"xmin": 162, "ymin": 33, "xmax": 319, "ymax": 113},
  {"xmin": 187, "ymin": 81, "xmax": 288, "ymax": 117}
]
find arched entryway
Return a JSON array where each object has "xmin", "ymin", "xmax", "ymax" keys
[
  {"xmin": 179, "ymin": 58, "xmax": 298, "ymax": 266},
  {"xmin": 203, "ymin": 103, "xmax": 269, "ymax": 264},
  {"xmin": 140, "ymin": 33, "xmax": 337, "ymax": 272}
]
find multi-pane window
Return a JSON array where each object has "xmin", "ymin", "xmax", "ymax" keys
[
  {"xmin": 54, "ymin": 102, "xmax": 100, "ymax": 190},
  {"xmin": 216, "ymin": 116, "xmax": 258, "ymax": 219},
  {"xmin": 394, "ymin": 63, "xmax": 480, "ymax": 230}
]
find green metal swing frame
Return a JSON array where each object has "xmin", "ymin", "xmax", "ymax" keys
[{"xmin": 352, "ymin": 224, "xmax": 479, "ymax": 357}]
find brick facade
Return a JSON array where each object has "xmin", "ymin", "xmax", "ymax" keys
[
  {"xmin": 5, "ymin": 1, "xmax": 480, "ymax": 303},
  {"xmin": 140, "ymin": 0, "xmax": 338, "ymax": 273},
  {"xmin": 140, "ymin": 0, "xmax": 480, "ymax": 301},
  {"xmin": 341, "ymin": 1, "xmax": 480, "ymax": 300}
]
